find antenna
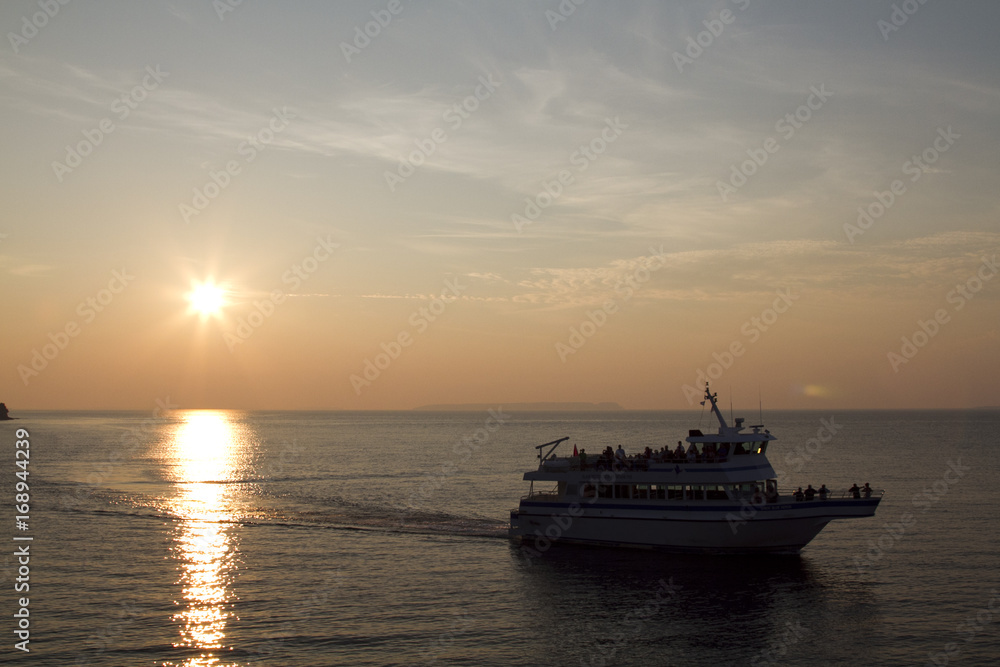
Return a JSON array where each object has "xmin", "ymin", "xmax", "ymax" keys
[
  {"xmin": 729, "ymin": 386, "xmax": 734, "ymax": 423},
  {"xmin": 758, "ymin": 384, "xmax": 763, "ymax": 424},
  {"xmin": 750, "ymin": 384, "xmax": 765, "ymax": 429}
]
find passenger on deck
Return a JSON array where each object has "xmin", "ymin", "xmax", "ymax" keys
[
  {"xmin": 818, "ymin": 484, "xmax": 829, "ymax": 500},
  {"xmin": 793, "ymin": 487, "xmax": 804, "ymax": 502},
  {"xmin": 675, "ymin": 442, "xmax": 686, "ymax": 458},
  {"xmin": 686, "ymin": 446, "xmax": 697, "ymax": 462},
  {"xmin": 804, "ymin": 484, "xmax": 816, "ymax": 501},
  {"xmin": 615, "ymin": 445, "xmax": 626, "ymax": 463},
  {"xmin": 766, "ymin": 483, "xmax": 779, "ymax": 503},
  {"xmin": 717, "ymin": 444, "xmax": 729, "ymax": 460},
  {"xmin": 849, "ymin": 483, "xmax": 861, "ymax": 499},
  {"xmin": 579, "ymin": 449, "xmax": 587, "ymax": 469},
  {"xmin": 862, "ymin": 482, "xmax": 872, "ymax": 499}
]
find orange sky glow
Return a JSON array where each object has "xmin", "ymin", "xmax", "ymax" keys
[{"xmin": 2, "ymin": 2, "xmax": 999, "ymax": 410}]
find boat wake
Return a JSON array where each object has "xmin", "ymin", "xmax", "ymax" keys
[{"xmin": 53, "ymin": 483, "xmax": 509, "ymax": 541}]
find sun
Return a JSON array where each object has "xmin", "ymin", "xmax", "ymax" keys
[{"xmin": 187, "ymin": 282, "xmax": 227, "ymax": 318}]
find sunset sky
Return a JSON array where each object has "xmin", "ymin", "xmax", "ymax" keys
[{"xmin": 2, "ymin": 1, "xmax": 998, "ymax": 410}]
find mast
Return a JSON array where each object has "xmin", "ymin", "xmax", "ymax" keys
[{"xmin": 700, "ymin": 383, "xmax": 729, "ymax": 430}]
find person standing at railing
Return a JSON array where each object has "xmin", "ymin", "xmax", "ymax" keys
[
  {"xmin": 862, "ymin": 482, "xmax": 872, "ymax": 499},
  {"xmin": 766, "ymin": 482, "xmax": 779, "ymax": 503},
  {"xmin": 818, "ymin": 484, "xmax": 829, "ymax": 500}
]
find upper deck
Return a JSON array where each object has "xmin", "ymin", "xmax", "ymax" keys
[
  {"xmin": 523, "ymin": 385, "xmax": 779, "ymax": 485},
  {"xmin": 525, "ymin": 448, "xmax": 777, "ymax": 486}
]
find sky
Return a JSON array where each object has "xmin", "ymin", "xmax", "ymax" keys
[{"xmin": 1, "ymin": 0, "xmax": 998, "ymax": 410}]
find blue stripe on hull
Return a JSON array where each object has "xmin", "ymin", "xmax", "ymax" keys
[
  {"xmin": 518, "ymin": 499, "xmax": 880, "ymax": 513},
  {"xmin": 512, "ymin": 535, "xmax": 809, "ymax": 555},
  {"xmin": 514, "ymin": 511, "xmax": 870, "ymax": 524}
]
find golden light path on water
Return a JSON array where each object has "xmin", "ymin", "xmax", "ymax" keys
[{"xmin": 166, "ymin": 411, "xmax": 247, "ymax": 667}]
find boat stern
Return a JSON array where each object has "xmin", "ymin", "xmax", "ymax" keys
[{"xmin": 508, "ymin": 508, "xmax": 523, "ymax": 540}]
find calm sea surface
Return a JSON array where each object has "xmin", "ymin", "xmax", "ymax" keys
[{"xmin": 2, "ymin": 409, "xmax": 999, "ymax": 666}]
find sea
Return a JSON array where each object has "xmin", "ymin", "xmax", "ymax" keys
[{"xmin": 2, "ymin": 408, "xmax": 998, "ymax": 666}]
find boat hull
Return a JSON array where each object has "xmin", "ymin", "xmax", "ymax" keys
[{"xmin": 509, "ymin": 497, "xmax": 881, "ymax": 554}]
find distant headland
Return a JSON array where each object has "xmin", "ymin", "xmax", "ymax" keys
[
  {"xmin": 413, "ymin": 401, "xmax": 624, "ymax": 412},
  {"xmin": 0, "ymin": 403, "xmax": 14, "ymax": 420}
]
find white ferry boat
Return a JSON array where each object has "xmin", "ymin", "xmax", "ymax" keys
[{"xmin": 509, "ymin": 384, "xmax": 883, "ymax": 554}]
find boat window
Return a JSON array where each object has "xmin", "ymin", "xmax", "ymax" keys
[
  {"xmin": 650, "ymin": 484, "xmax": 666, "ymax": 500},
  {"xmin": 581, "ymin": 483, "xmax": 596, "ymax": 498},
  {"xmin": 686, "ymin": 485, "xmax": 705, "ymax": 500},
  {"xmin": 667, "ymin": 485, "xmax": 683, "ymax": 500},
  {"xmin": 614, "ymin": 484, "xmax": 630, "ymax": 499},
  {"xmin": 598, "ymin": 484, "xmax": 613, "ymax": 499},
  {"xmin": 634, "ymin": 485, "xmax": 649, "ymax": 500},
  {"xmin": 706, "ymin": 485, "xmax": 728, "ymax": 501}
]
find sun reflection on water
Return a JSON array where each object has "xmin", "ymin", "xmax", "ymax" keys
[{"xmin": 166, "ymin": 411, "xmax": 246, "ymax": 667}]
